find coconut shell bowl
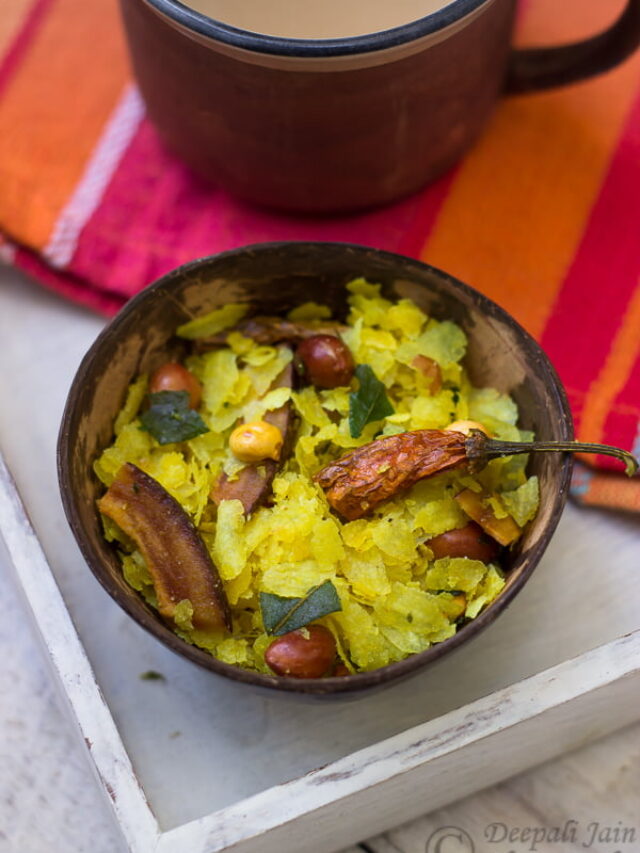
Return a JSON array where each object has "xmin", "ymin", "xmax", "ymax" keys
[{"xmin": 58, "ymin": 242, "xmax": 574, "ymax": 696}]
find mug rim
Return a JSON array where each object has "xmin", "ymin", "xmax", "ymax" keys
[{"xmin": 142, "ymin": 0, "xmax": 492, "ymax": 57}]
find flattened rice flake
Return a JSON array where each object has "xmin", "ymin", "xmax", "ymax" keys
[
  {"xmin": 212, "ymin": 500, "xmax": 247, "ymax": 580},
  {"xmin": 425, "ymin": 558, "xmax": 487, "ymax": 595},
  {"xmin": 173, "ymin": 599, "xmax": 194, "ymax": 631},
  {"xmin": 370, "ymin": 517, "xmax": 416, "ymax": 564},
  {"xmin": 409, "ymin": 391, "xmax": 456, "ymax": 430},
  {"xmin": 341, "ymin": 551, "xmax": 392, "ymax": 601},
  {"xmin": 384, "ymin": 299, "xmax": 427, "ymax": 337},
  {"xmin": 287, "ymin": 302, "xmax": 333, "ymax": 322},
  {"xmin": 333, "ymin": 597, "xmax": 391, "ymax": 671},
  {"xmin": 500, "ymin": 476, "xmax": 540, "ymax": 527},
  {"xmin": 411, "ymin": 497, "xmax": 467, "ymax": 538},
  {"xmin": 466, "ymin": 566, "xmax": 506, "ymax": 619},
  {"xmin": 373, "ymin": 583, "xmax": 451, "ymax": 640},
  {"xmin": 94, "ymin": 421, "xmax": 154, "ymax": 486},
  {"xmin": 468, "ymin": 387, "xmax": 518, "ymax": 426},
  {"xmin": 114, "ymin": 375, "xmax": 148, "ymax": 435},
  {"xmin": 177, "ymin": 303, "xmax": 249, "ymax": 339}
]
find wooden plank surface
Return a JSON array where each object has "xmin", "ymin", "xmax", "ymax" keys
[
  {"xmin": 0, "ymin": 456, "xmax": 159, "ymax": 853},
  {"xmin": 365, "ymin": 719, "xmax": 640, "ymax": 853}
]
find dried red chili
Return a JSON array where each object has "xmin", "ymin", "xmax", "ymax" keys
[{"xmin": 314, "ymin": 429, "xmax": 638, "ymax": 521}]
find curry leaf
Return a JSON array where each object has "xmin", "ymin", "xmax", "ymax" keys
[
  {"xmin": 140, "ymin": 391, "xmax": 209, "ymax": 445},
  {"xmin": 260, "ymin": 580, "xmax": 342, "ymax": 636},
  {"xmin": 349, "ymin": 364, "xmax": 395, "ymax": 438}
]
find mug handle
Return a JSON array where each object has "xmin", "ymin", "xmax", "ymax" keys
[{"xmin": 505, "ymin": 0, "xmax": 640, "ymax": 93}]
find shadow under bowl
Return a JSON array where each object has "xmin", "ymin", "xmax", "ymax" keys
[{"xmin": 58, "ymin": 242, "xmax": 573, "ymax": 697}]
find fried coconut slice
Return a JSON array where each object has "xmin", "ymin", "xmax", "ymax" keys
[
  {"xmin": 195, "ymin": 315, "xmax": 347, "ymax": 349},
  {"xmin": 98, "ymin": 463, "xmax": 231, "ymax": 631},
  {"xmin": 211, "ymin": 358, "xmax": 296, "ymax": 515}
]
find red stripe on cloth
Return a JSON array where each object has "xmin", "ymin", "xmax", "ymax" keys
[
  {"xmin": 68, "ymin": 119, "xmax": 456, "ymax": 302},
  {"xmin": 0, "ymin": 0, "xmax": 55, "ymax": 98},
  {"xmin": 397, "ymin": 168, "xmax": 458, "ymax": 259},
  {"xmin": 13, "ymin": 244, "xmax": 123, "ymax": 316},
  {"xmin": 540, "ymin": 83, "xmax": 640, "ymax": 439}
]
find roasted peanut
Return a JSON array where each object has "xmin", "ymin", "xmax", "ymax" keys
[
  {"xmin": 229, "ymin": 421, "xmax": 283, "ymax": 462},
  {"xmin": 150, "ymin": 362, "xmax": 202, "ymax": 409},
  {"xmin": 445, "ymin": 419, "xmax": 490, "ymax": 436},
  {"xmin": 264, "ymin": 625, "xmax": 337, "ymax": 678},
  {"xmin": 296, "ymin": 334, "xmax": 355, "ymax": 389},
  {"xmin": 426, "ymin": 522, "xmax": 500, "ymax": 563},
  {"xmin": 411, "ymin": 355, "xmax": 442, "ymax": 394}
]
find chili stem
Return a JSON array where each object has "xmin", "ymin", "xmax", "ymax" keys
[{"xmin": 480, "ymin": 439, "xmax": 638, "ymax": 477}]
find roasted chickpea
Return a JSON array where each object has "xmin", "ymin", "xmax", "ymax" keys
[
  {"xmin": 411, "ymin": 355, "xmax": 442, "ymax": 395},
  {"xmin": 296, "ymin": 334, "xmax": 355, "ymax": 389},
  {"xmin": 264, "ymin": 625, "xmax": 337, "ymax": 678},
  {"xmin": 445, "ymin": 419, "xmax": 490, "ymax": 436},
  {"xmin": 229, "ymin": 420, "xmax": 283, "ymax": 463},
  {"xmin": 426, "ymin": 522, "xmax": 500, "ymax": 563},
  {"xmin": 150, "ymin": 362, "xmax": 202, "ymax": 409}
]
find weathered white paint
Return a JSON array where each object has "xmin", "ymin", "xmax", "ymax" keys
[
  {"xmin": 0, "ymin": 454, "xmax": 160, "ymax": 853},
  {"xmin": 372, "ymin": 721, "xmax": 640, "ymax": 853},
  {"xmin": 155, "ymin": 631, "xmax": 640, "ymax": 853}
]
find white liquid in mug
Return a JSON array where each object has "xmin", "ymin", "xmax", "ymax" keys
[{"xmin": 182, "ymin": 0, "xmax": 456, "ymax": 40}]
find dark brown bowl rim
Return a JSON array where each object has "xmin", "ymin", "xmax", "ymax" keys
[
  {"xmin": 144, "ymin": 0, "xmax": 490, "ymax": 58},
  {"xmin": 58, "ymin": 241, "xmax": 573, "ymax": 696}
]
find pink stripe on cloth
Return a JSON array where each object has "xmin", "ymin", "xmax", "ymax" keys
[
  {"xmin": 540, "ymin": 83, "xmax": 640, "ymax": 464},
  {"xmin": 0, "ymin": 234, "xmax": 17, "ymax": 264},
  {"xmin": 601, "ymin": 346, "xmax": 640, "ymax": 462},
  {"xmin": 68, "ymin": 120, "xmax": 454, "ymax": 301}
]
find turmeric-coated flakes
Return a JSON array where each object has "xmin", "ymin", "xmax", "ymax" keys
[{"xmin": 98, "ymin": 281, "xmax": 533, "ymax": 674}]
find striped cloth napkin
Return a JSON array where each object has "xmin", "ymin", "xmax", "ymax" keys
[{"xmin": 1, "ymin": 0, "xmax": 639, "ymax": 510}]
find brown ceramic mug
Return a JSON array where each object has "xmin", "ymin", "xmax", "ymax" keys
[{"xmin": 119, "ymin": 0, "xmax": 640, "ymax": 213}]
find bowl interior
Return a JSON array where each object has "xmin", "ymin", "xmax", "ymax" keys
[{"xmin": 58, "ymin": 243, "xmax": 573, "ymax": 696}]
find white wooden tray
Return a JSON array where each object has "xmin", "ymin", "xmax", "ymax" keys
[{"xmin": 1, "ymin": 269, "xmax": 639, "ymax": 853}]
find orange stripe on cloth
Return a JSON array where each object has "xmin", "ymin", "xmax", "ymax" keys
[
  {"xmin": 0, "ymin": 0, "xmax": 35, "ymax": 57},
  {"xmin": 0, "ymin": 0, "xmax": 130, "ymax": 250},
  {"xmin": 0, "ymin": 0, "xmax": 57, "ymax": 99},
  {"xmin": 0, "ymin": 0, "xmax": 36, "ymax": 57},
  {"xmin": 576, "ymin": 469, "xmax": 640, "ymax": 513},
  {"xmin": 511, "ymin": 0, "xmax": 629, "ymax": 47},
  {"xmin": 418, "ymin": 0, "xmax": 640, "ymax": 340}
]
